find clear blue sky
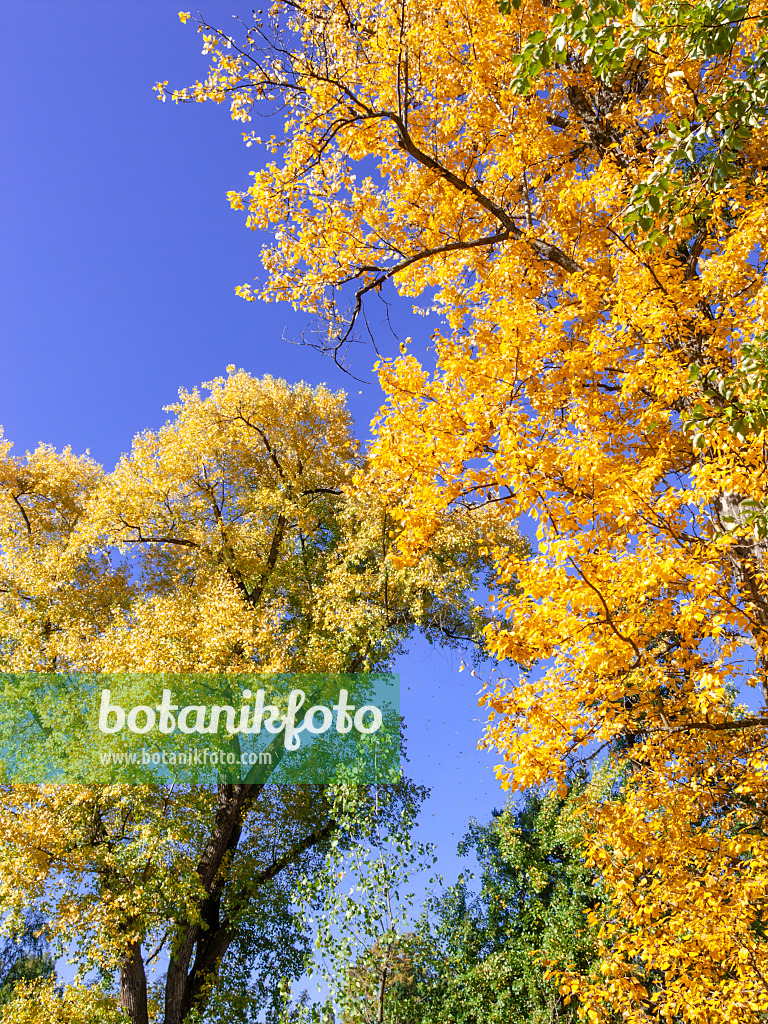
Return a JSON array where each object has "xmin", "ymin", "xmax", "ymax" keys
[{"xmin": 1, "ymin": 0, "xmax": 513, "ymax": 882}]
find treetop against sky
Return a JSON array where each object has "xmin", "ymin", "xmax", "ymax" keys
[
  {"xmin": 163, "ymin": 1, "xmax": 768, "ymax": 1019},
  {"xmin": 4, "ymin": 0, "xmax": 768, "ymax": 1020},
  {"xmin": 1, "ymin": 0, "xmax": 508, "ymax": 870}
]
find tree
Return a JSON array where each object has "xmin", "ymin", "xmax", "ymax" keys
[
  {"xmin": 287, "ymin": 781, "xmax": 604, "ymax": 1024},
  {"xmin": 506, "ymin": 0, "xmax": 768, "ymax": 243},
  {"xmin": 280, "ymin": 781, "xmax": 435, "ymax": 1024},
  {"xmin": 395, "ymin": 783, "xmax": 602, "ymax": 1024},
  {"xmin": 0, "ymin": 984, "xmax": 126, "ymax": 1024},
  {"xmin": 0, "ymin": 371, "xmax": 515, "ymax": 1024},
  {"xmin": 165, "ymin": 2, "xmax": 768, "ymax": 1020}
]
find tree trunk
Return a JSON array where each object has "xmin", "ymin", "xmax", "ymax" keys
[{"xmin": 120, "ymin": 939, "xmax": 149, "ymax": 1024}]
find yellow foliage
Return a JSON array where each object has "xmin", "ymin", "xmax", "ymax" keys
[
  {"xmin": 166, "ymin": 1, "xmax": 768, "ymax": 1019},
  {"xmin": 0, "ymin": 373, "xmax": 510, "ymax": 1020},
  {"xmin": 0, "ymin": 981, "xmax": 125, "ymax": 1024}
]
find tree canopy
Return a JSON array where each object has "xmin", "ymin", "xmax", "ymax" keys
[
  {"xmin": 166, "ymin": 1, "xmax": 768, "ymax": 1019},
  {"xmin": 407, "ymin": 784, "xmax": 602, "ymax": 1024},
  {"xmin": 282, "ymin": 781, "xmax": 604, "ymax": 1024},
  {"xmin": 0, "ymin": 371, "xmax": 508, "ymax": 1024}
]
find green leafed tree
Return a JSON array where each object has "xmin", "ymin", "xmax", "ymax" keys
[
  {"xmin": 284, "ymin": 782, "xmax": 604, "ymax": 1024},
  {"xmin": 393, "ymin": 784, "xmax": 602, "ymax": 1024}
]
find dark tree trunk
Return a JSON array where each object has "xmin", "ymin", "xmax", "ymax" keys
[
  {"xmin": 162, "ymin": 777, "xmax": 338, "ymax": 1024},
  {"xmin": 120, "ymin": 939, "xmax": 149, "ymax": 1024}
]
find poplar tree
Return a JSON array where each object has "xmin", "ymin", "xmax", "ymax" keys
[{"xmin": 0, "ymin": 372, "xmax": 510, "ymax": 1023}]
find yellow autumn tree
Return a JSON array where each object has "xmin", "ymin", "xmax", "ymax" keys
[
  {"xmin": 0, "ymin": 371, "xmax": 511, "ymax": 1024},
  {"xmin": 164, "ymin": 2, "xmax": 768, "ymax": 1020}
]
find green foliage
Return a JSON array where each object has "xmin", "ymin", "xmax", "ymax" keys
[
  {"xmin": 687, "ymin": 335, "xmax": 768, "ymax": 445},
  {"xmin": 285, "ymin": 783, "xmax": 603, "ymax": 1024},
  {"xmin": 0, "ymin": 909, "xmax": 54, "ymax": 1008},
  {"xmin": 280, "ymin": 778, "xmax": 435, "ymax": 1024},
  {"xmin": 196, "ymin": 863, "xmax": 313, "ymax": 1024},
  {"xmin": 504, "ymin": 0, "xmax": 768, "ymax": 245},
  {"xmin": 388, "ymin": 784, "xmax": 602, "ymax": 1024}
]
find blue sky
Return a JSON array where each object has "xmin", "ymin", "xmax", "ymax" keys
[{"xmin": 1, "ymin": 0, "xmax": 512, "ymax": 882}]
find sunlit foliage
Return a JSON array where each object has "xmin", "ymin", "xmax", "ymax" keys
[
  {"xmin": 0, "ymin": 372, "xmax": 507, "ymax": 1023},
  {"xmin": 166, "ymin": 0, "xmax": 768, "ymax": 1017}
]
